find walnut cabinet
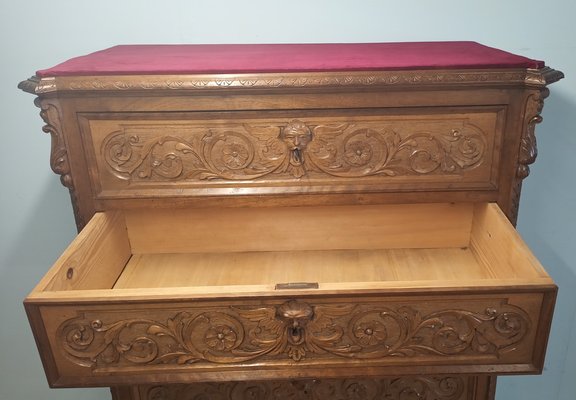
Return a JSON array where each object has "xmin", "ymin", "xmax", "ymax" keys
[{"xmin": 19, "ymin": 43, "xmax": 563, "ymax": 400}]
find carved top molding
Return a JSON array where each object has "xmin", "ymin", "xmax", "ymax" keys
[{"xmin": 19, "ymin": 67, "xmax": 562, "ymax": 95}]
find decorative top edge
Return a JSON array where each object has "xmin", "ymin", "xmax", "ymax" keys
[
  {"xmin": 525, "ymin": 67, "xmax": 565, "ymax": 87},
  {"xmin": 18, "ymin": 76, "xmax": 40, "ymax": 94},
  {"xmin": 18, "ymin": 76, "xmax": 57, "ymax": 94},
  {"xmin": 20, "ymin": 67, "xmax": 563, "ymax": 95}
]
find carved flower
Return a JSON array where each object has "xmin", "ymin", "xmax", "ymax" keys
[
  {"xmin": 204, "ymin": 325, "xmax": 237, "ymax": 351},
  {"xmin": 222, "ymin": 143, "xmax": 249, "ymax": 169},
  {"xmin": 345, "ymin": 141, "xmax": 372, "ymax": 166},
  {"xmin": 345, "ymin": 382, "xmax": 369, "ymax": 400},
  {"xmin": 353, "ymin": 321, "xmax": 387, "ymax": 346}
]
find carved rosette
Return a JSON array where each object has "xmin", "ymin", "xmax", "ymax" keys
[
  {"xmin": 57, "ymin": 300, "xmax": 530, "ymax": 369},
  {"xmin": 144, "ymin": 376, "xmax": 467, "ymax": 400},
  {"xmin": 100, "ymin": 119, "xmax": 486, "ymax": 182}
]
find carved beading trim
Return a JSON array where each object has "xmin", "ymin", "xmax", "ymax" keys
[
  {"xmin": 28, "ymin": 69, "xmax": 549, "ymax": 94},
  {"xmin": 144, "ymin": 376, "xmax": 468, "ymax": 400},
  {"xmin": 100, "ymin": 119, "xmax": 487, "ymax": 183},
  {"xmin": 57, "ymin": 300, "xmax": 530, "ymax": 369}
]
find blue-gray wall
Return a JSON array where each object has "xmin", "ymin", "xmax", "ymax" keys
[{"xmin": 1, "ymin": 1, "xmax": 574, "ymax": 399}]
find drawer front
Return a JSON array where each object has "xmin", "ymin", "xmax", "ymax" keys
[
  {"xmin": 134, "ymin": 375, "xmax": 491, "ymax": 400},
  {"xmin": 36, "ymin": 292, "xmax": 549, "ymax": 386},
  {"xmin": 80, "ymin": 108, "xmax": 503, "ymax": 199}
]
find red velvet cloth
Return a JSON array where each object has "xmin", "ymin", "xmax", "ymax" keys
[{"xmin": 36, "ymin": 42, "xmax": 544, "ymax": 77}]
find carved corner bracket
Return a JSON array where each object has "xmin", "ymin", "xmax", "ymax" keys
[
  {"xmin": 509, "ymin": 88, "xmax": 550, "ymax": 223},
  {"xmin": 36, "ymin": 99, "xmax": 73, "ymax": 188},
  {"xmin": 34, "ymin": 99, "xmax": 84, "ymax": 228},
  {"xmin": 517, "ymin": 89, "xmax": 549, "ymax": 180}
]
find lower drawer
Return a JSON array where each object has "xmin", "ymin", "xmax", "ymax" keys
[
  {"xmin": 118, "ymin": 375, "xmax": 496, "ymax": 400},
  {"xmin": 25, "ymin": 203, "xmax": 556, "ymax": 387}
]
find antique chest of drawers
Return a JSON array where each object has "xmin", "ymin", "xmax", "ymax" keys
[{"xmin": 19, "ymin": 42, "xmax": 563, "ymax": 400}]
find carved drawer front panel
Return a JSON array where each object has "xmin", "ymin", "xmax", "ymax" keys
[
  {"xmin": 80, "ymin": 108, "xmax": 503, "ymax": 199},
  {"xmin": 137, "ymin": 375, "xmax": 488, "ymax": 400},
  {"xmin": 38, "ymin": 293, "xmax": 546, "ymax": 386}
]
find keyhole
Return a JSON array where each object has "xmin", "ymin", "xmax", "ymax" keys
[{"xmin": 293, "ymin": 148, "xmax": 302, "ymax": 164}]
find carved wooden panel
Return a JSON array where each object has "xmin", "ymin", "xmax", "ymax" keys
[
  {"xmin": 38, "ymin": 293, "xmax": 545, "ymax": 385},
  {"xmin": 140, "ymin": 376, "xmax": 472, "ymax": 400},
  {"xmin": 80, "ymin": 109, "xmax": 502, "ymax": 199}
]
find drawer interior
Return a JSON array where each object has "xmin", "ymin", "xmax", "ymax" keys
[{"xmin": 32, "ymin": 203, "xmax": 552, "ymax": 298}]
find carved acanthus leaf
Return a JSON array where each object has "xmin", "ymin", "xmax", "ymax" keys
[
  {"xmin": 516, "ymin": 90, "xmax": 549, "ymax": 180},
  {"xmin": 37, "ymin": 101, "xmax": 72, "ymax": 188}
]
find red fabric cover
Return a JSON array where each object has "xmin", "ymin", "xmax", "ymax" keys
[{"xmin": 36, "ymin": 42, "xmax": 544, "ymax": 77}]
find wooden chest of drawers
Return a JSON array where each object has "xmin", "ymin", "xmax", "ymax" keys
[{"xmin": 19, "ymin": 42, "xmax": 563, "ymax": 400}]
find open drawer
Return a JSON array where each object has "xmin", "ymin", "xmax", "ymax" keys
[{"xmin": 25, "ymin": 202, "xmax": 556, "ymax": 387}]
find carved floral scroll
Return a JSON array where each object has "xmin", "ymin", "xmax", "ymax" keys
[
  {"xmin": 58, "ymin": 300, "xmax": 530, "ymax": 369},
  {"xmin": 144, "ymin": 376, "xmax": 468, "ymax": 400},
  {"xmin": 100, "ymin": 119, "xmax": 487, "ymax": 183}
]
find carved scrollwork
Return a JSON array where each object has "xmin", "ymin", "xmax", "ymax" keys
[
  {"xmin": 57, "ymin": 300, "xmax": 530, "ymax": 368},
  {"xmin": 306, "ymin": 125, "xmax": 485, "ymax": 177},
  {"xmin": 102, "ymin": 126, "xmax": 287, "ymax": 181},
  {"xmin": 144, "ymin": 376, "xmax": 468, "ymax": 400},
  {"xmin": 100, "ymin": 119, "xmax": 487, "ymax": 183}
]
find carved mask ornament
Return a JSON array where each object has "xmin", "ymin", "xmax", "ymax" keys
[
  {"xmin": 280, "ymin": 120, "xmax": 313, "ymax": 177},
  {"xmin": 276, "ymin": 300, "xmax": 314, "ymax": 346}
]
